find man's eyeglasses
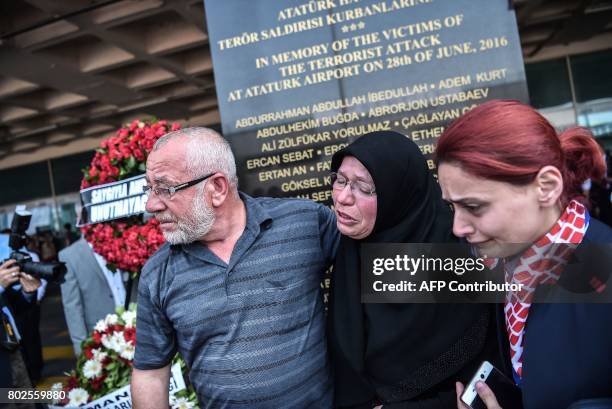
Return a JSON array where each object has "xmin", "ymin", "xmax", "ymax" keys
[
  {"xmin": 143, "ymin": 172, "xmax": 216, "ymax": 199},
  {"xmin": 330, "ymin": 172, "xmax": 376, "ymax": 197}
]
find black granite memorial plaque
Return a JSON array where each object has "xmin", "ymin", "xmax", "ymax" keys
[{"xmin": 205, "ymin": 0, "xmax": 528, "ymax": 203}]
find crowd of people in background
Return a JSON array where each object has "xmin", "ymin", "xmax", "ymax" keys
[
  {"xmin": 584, "ymin": 149, "xmax": 612, "ymax": 227},
  {"xmin": 0, "ymin": 223, "xmax": 80, "ymax": 264}
]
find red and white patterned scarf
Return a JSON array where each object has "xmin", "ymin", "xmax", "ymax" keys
[{"xmin": 486, "ymin": 200, "xmax": 588, "ymax": 380}]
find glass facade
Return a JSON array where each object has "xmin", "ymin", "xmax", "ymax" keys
[
  {"xmin": 572, "ymin": 50, "xmax": 612, "ymax": 149},
  {"xmin": 525, "ymin": 49, "xmax": 612, "ymax": 151},
  {"xmin": 525, "ymin": 50, "xmax": 612, "ymax": 226},
  {"xmin": 0, "ymin": 151, "xmax": 92, "ymax": 231},
  {"xmin": 525, "ymin": 58, "xmax": 576, "ymax": 131}
]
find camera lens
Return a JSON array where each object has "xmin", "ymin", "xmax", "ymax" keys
[{"xmin": 480, "ymin": 374, "xmax": 485, "ymax": 379}]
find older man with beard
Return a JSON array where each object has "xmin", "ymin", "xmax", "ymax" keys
[{"xmin": 130, "ymin": 127, "xmax": 339, "ymax": 409}]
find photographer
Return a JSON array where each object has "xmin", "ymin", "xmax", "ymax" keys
[
  {"xmin": 1, "ymin": 259, "xmax": 41, "ymax": 294},
  {"xmin": 1, "ymin": 258, "xmax": 41, "ymax": 393},
  {"xmin": 1, "ymin": 211, "xmax": 64, "ymax": 396},
  {"xmin": 1, "ymin": 255, "xmax": 46, "ymax": 385}
]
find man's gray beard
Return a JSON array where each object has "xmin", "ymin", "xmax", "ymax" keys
[{"xmin": 162, "ymin": 193, "xmax": 215, "ymax": 245}]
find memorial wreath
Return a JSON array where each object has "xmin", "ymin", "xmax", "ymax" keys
[{"xmin": 79, "ymin": 119, "xmax": 178, "ymax": 276}]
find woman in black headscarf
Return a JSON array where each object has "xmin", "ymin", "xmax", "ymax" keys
[{"xmin": 328, "ymin": 131, "xmax": 492, "ymax": 408}]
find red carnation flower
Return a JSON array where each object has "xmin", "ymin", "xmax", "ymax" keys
[
  {"xmin": 90, "ymin": 374, "xmax": 107, "ymax": 391},
  {"xmin": 124, "ymin": 327, "xmax": 136, "ymax": 343},
  {"xmin": 67, "ymin": 375, "xmax": 79, "ymax": 389},
  {"xmin": 83, "ymin": 346, "xmax": 94, "ymax": 360},
  {"xmin": 92, "ymin": 331, "xmax": 102, "ymax": 344}
]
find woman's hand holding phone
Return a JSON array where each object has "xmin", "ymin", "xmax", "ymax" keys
[{"xmin": 456, "ymin": 381, "xmax": 503, "ymax": 409}]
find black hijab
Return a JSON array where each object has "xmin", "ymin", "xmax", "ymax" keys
[{"xmin": 328, "ymin": 131, "xmax": 489, "ymax": 407}]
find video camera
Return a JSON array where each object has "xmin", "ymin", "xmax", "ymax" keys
[{"xmin": 5, "ymin": 211, "xmax": 66, "ymax": 284}]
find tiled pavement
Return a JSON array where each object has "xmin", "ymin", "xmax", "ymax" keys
[{"xmin": 36, "ymin": 283, "xmax": 75, "ymax": 390}]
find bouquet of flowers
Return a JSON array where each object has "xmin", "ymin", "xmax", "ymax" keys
[{"xmin": 52, "ymin": 306, "xmax": 199, "ymax": 408}]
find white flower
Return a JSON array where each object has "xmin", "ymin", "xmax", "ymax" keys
[
  {"xmin": 102, "ymin": 331, "xmax": 127, "ymax": 353},
  {"xmin": 101, "ymin": 334, "xmax": 113, "ymax": 351},
  {"xmin": 119, "ymin": 342, "xmax": 135, "ymax": 360},
  {"xmin": 82, "ymin": 359, "xmax": 103, "ymax": 379},
  {"xmin": 67, "ymin": 388, "xmax": 89, "ymax": 406},
  {"xmin": 171, "ymin": 396, "xmax": 194, "ymax": 409},
  {"xmin": 121, "ymin": 310, "xmax": 136, "ymax": 328},
  {"xmin": 50, "ymin": 383, "xmax": 64, "ymax": 404},
  {"xmin": 114, "ymin": 331, "xmax": 127, "ymax": 348},
  {"xmin": 94, "ymin": 319, "xmax": 108, "ymax": 333},
  {"xmin": 91, "ymin": 348, "xmax": 107, "ymax": 362},
  {"xmin": 104, "ymin": 313, "xmax": 119, "ymax": 326}
]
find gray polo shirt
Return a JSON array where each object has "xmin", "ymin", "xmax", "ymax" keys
[{"xmin": 134, "ymin": 194, "xmax": 338, "ymax": 408}]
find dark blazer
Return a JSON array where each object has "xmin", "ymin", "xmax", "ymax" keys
[
  {"xmin": 0, "ymin": 292, "xmax": 13, "ymax": 387},
  {"xmin": 1, "ymin": 287, "xmax": 35, "ymax": 388},
  {"xmin": 495, "ymin": 218, "xmax": 612, "ymax": 409}
]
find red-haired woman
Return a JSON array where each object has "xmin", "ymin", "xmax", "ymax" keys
[{"xmin": 435, "ymin": 100, "xmax": 612, "ymax": 409}]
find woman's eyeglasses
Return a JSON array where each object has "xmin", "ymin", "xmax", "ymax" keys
[{"xmin": 330, "ymin": 172, "xmax": 376, "ymax": 197}]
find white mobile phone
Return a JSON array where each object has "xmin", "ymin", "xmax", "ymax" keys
[{"xmin": 461, "ymin": 361, "xmax": 519, "ymax": 409}]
